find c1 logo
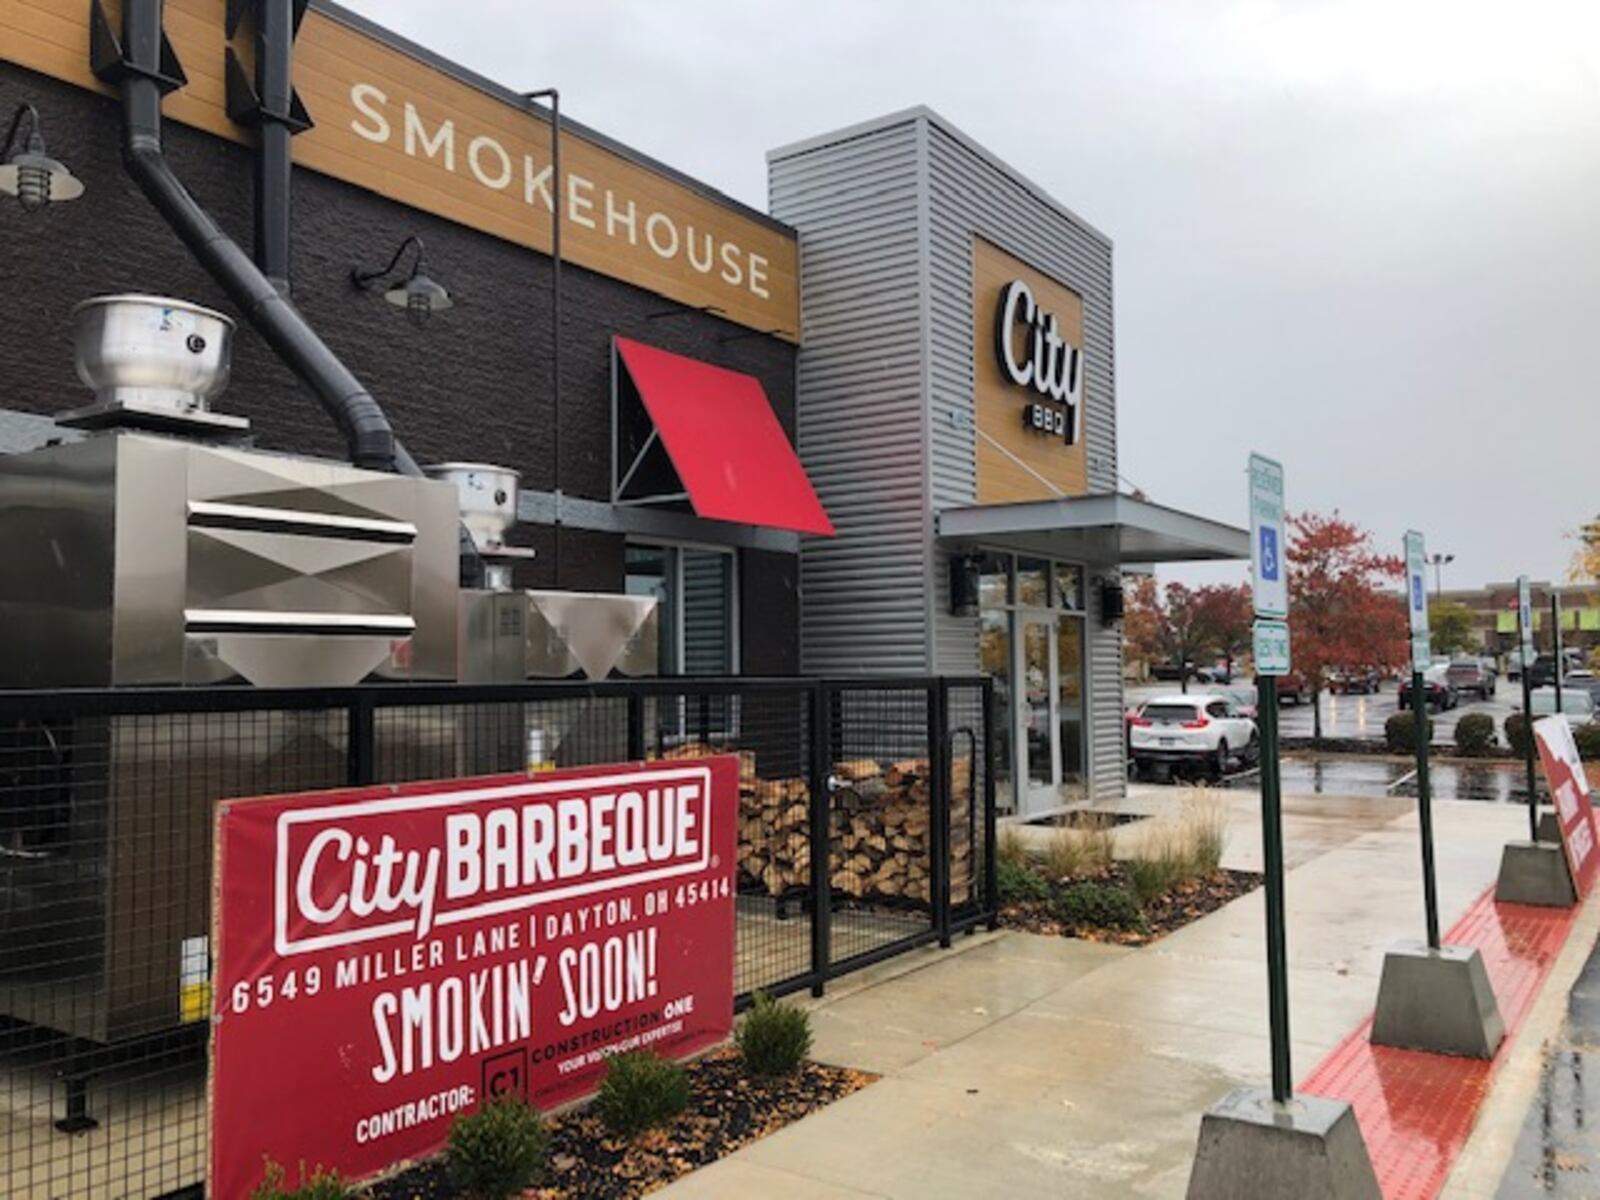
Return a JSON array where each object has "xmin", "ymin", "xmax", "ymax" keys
[{"xmin": 482, "ymin": 1048, "xmax": 528, "ymax": 1105}]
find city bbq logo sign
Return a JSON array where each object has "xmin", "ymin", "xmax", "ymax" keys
[{"xmin": 210, "ymin": 758, "xmax": 737, "ymax": 1197}]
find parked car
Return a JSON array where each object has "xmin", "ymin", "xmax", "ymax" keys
[
  {"xmin": 1128, "ymin": 692, "xmax": 1258, "ymax": 777},
  {"xmin": 1562, "ymin": 671, "xmax": 1600, "ymax": 707},
  {"xmin": 1445, "ymin": 657, "xmax": 1496, "ymax": 701},
  {"xmin": 1527, "ymin": 686, "xmax": 1597, "ymax": 730},
  {"xmin": 1275, "ymin": 673, "xmax": 1310, "ymax": 705},
  {"xmin": 1196, "ymin": 663, "xmax": 1234, "ymax": 685},
  {"xmin": 1223, "ymin": 685, "xmax": 1259, "ymax": 719},
  {"xmin": 1529, "ymin": 651, "xmax": 1588, "ymax": 689},
  {"xmin": 1329, "ymin": 668, "xmax": 1380, "ymax": 695},
  {"xmin": 1398, "ymin": 664, "xmax": 1457, "ymax": 712},
  {"xmin": 1149, "ymin": 660, "xmax": 1197, "ymax": 682}
]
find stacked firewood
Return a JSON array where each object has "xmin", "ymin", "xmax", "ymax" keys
[{"xmin": 661, "ymin": 744, "xmax": 972, "ymax": 906}]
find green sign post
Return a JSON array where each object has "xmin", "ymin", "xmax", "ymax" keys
[
  {"xmin": 1367, "ymin": 535, "xmax": 1506, "ymax": 1063},
  {"xmin": 1403, "ymin": 530, "xmax": 1440, "ymax": 949},
  {"xmin": 1247, "ymin": 453, "xmax": 1291, "ymax": 1103},
  {"xmin": 1187, "ymin": 457, "xmax": 1380, "ymax": 1199},
  {"xmin": 1518, "ymin": 576, "xmax": 1538, "ymax": 839}
]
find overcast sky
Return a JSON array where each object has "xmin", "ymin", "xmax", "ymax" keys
[{"xmin": 342, "ymin": 0, "xmax": 1600, "ymax": 589}]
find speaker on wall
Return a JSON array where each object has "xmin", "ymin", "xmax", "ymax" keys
[
  {"xmin": 1100, "ymin": 579, "xmax": 1125, "ymax": 625},
  {"xmin": 950, "ymin": 554, "xmax": 981, "ymax": 617}
]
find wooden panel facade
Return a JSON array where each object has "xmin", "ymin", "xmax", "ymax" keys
[
  {"xmin": 1, "ymin": 0, "xmax": 799, "ymax": 338},
  {"xmin": 971, "ymin": 235, "xmax": 1088, "ymax": 504}
]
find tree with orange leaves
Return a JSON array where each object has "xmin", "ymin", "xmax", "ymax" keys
[{"xmin": 1286, "ymin": 511, "xmax": 1407, "ymax": 740}]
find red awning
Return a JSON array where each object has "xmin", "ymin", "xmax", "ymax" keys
[{"xmin": 614, "ymin": 337, "xmax": 834, "ymax": 536}]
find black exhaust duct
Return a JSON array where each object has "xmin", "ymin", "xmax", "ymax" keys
[
  {"xmin": 90, "ymin": 0, "xmax": 485, "ymax": 586},
  {"xmin": 224, "ymin": 0, "xmax": 311, "ymax": 296}
]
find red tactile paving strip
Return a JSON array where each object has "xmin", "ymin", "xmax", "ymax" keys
[{"xmin": 1299, "ymin": 889, "xmax": 1578, "ymax": 1200}]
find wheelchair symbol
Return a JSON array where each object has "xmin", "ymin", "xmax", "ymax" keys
[{"xmin": 1259, "ymin": 527, "xmax": 1279, "ymax": 581}]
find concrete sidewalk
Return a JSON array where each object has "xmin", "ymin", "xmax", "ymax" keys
[{"xmin": 660, "ymin": 786, "xmax": 1529, "ymax": 1199}]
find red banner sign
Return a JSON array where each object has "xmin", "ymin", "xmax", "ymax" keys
[
  {"xmin": 1534, "ymin": 716, "xmax": 1599, "ymax": 897},
  {"xmin": 210, "ymin": 758, "xmax": 738, "ymax": 1196}
]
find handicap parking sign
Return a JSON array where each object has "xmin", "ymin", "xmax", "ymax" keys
[
  {"xmin": 1259, "ymin": 526, "xmax": 1280, "ymax": 582},
  {"xmin": 1248, "ymin": 454, "xmax": 1287, "ymax": 618}
]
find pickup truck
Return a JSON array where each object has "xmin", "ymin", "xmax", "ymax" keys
[{"xmin": 1445, "ymin": 658, "xmax": 1496, "ymax": 700}]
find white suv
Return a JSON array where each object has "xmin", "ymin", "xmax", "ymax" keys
[{"xmin": 1129, "ymin": 692, "xmax": 1258, "ymax": 777}]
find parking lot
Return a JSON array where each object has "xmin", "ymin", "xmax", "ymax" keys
[{"xmin": 1127, "ymin": 676, "xmax": 1520, "ymax": 747}]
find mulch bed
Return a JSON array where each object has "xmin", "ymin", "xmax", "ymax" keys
[
  {"xmin": 365, "ymin": 1049, "xmax": 873, "ymax": 1200},
  {"xmin": 1001, "ymin": 865, "xmax": 1262, "ymax": 947}
]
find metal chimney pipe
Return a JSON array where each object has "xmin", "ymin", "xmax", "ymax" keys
[
  {"xmin": 97, "ymin": 0, "xmax": 485, "ymax": 585},
  {"xmin": 103, "ymin": 0, "xmax": 395, "ymax": 471}
]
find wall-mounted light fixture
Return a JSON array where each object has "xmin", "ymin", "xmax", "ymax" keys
[
  {"xmin": 0, "ymin": 103, "xmax": 84, "ymax": 212},
  {"xmin": 351, "ymin": 235, "xmax": 451, "ymax": 325}
]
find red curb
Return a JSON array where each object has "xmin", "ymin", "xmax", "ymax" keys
[{"xmin": 1299, "ymin": 888, "xmax": 1578, "ymax": 1200}]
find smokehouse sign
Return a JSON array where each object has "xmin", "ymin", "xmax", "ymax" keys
[
  {"xmin": 0, "ymin": 0, "xmax": 798, "ymax": 339},
  {"xmin": 210, "ymin": 758, "xmax": 738, "ymax": 1196}
]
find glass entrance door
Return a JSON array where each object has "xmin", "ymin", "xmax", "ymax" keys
[
  {"xmin": 978, "ymin": 552, "xmax": 1088, "ymax": 816},
  {"xmin": 1020, "ymin": 615, "xmax": 1060, "ymax": 815}
]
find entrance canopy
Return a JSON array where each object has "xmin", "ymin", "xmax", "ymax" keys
[
  {"xmin": 612, "ymin": 337, "xmax": 834, "ymax": 536},
  {"xmin": 937, "ymin": 493, "xmax": 1248, "ymax": 564}
]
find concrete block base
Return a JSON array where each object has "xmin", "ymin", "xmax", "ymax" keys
[
  {"xmin": 1187, "ymin": 1087, "xmax": 1381, "ymax": 1200},
  {"xmin": 1538, "ymin": 809, "xmax": 1561, "ymax": 844},
  {"xmin": 1370, "ymin": 941, "xmax": 1506, "ymax": 1058},
  {"xmin": 1496, "ymin": 840, "xmax": 1576, "ymax": 907}
]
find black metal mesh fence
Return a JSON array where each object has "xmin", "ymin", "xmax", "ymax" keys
[{"xmin": 0, "ymin": 677, "xmax": 991, "ymax": 1199}]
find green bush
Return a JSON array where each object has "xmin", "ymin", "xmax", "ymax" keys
[
  {"xmin": 446, "ymin": 1095, "xmax": 547, "ymax": 1200},
  {"xmin": 736, "ymin": 991, "xmax": 812, "ymax": 1077},
  {"xmin": 1125, "ymin": 853, "xmax": 1183, "ymax": 907},
  {"xmin": 1454, "ymin": 712, "xmax": 1497, "ymax": 757},
  {"xmin": 1050, "ymin": 881, "xmax": 1147, "ymax": 932},
  {"xmin": 594, "ymin": 1050, "xmax": 690, "ymax": 1137},
  {"xmin": 1575, "ymin": 724, "xmax": 1600, "ymax": 762},
  {"xmin": 1385, "ymin": 710, "xmax": 1432, "ymax": 754},
  {"xmin": 250, "ymin": 1161, "xmax": 350, "ymax": 1200},
  {"xmin": 1505, "ymin": 712, "xmax": 1532, "ymax": 757},
  {"xmin": 997, "ymin": 859, "xmax": 1049, "ymax": 905}
]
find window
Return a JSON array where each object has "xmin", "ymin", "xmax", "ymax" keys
[
  {"xmin": 1054, "ymin": 564, "xmax": 1084, "ymax": 612},
  {"xmin": 1016, "ymin": 558, "xmax": 1049, "ymax": 607},
  {"xmin": 624, "ymin": 543, "xmax": 737, "ymax": 676}
]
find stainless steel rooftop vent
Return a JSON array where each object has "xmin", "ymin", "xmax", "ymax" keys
[
  {"xmin": 425, "ymin": 462, "xmax": 534, "ymax": 590},
  {"xmin": 58, "ymin": 294, "xmax": 249, "ymax": 436}
]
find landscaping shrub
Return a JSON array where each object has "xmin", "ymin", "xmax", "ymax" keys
[
  {"xmin": 1505, "ymin": 712, "xmax": 1532, "ymax": 757},
  {"xmin": 1385, "ymin": 710, "xmax": 1431, "ymax": 754},
  {"xmin": 997, "ymin": 858, "xmax": 1049, "ymax": 905},
  {"xmin": 997, "ymin": 824, "xmax": 1030, "ymax": 869},
  {"xmin": 1126, "ymin": 848, "xmax": 1185, "ymax": 907},
  {"xmin": 1575, "ymin": 724, "xmax": 1600, "ymax": 762},
  {"xmin": 446, "ymin": 1095, "xmax": 548, "ymax": 1200},
  {"xmin": 595, "ymin": 1050, "xmax": 690, "ymax": 1137},
  {"xmin": 1050, "ymin": 881, "xmax": 1146, "ymax": 932},
  {"xmin": 250, "ymin": 1161, "xmax": 350, "ymax": 1200},
  {"xmin": 1042, "ymin": 825, "xmax": 1091, "ymax": 881},
  {"xmin": 1078, "ymin": 812, "xmax": 1117, "ymax": 872},
  {"xmin": 736, "ymin": 991, "xmax": 812, "ymax": 1077},
  {"xmin": 1180, "ymin": 793, "xmax": 1227, "ymax": 875},
  {"xmin": 1454, "ymin": 712, "xmax": 1497, "ymax": 757}
]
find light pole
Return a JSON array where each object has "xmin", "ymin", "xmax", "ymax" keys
[
  {"xmin": 1427, "ymin": 552, "xmax": 1454, "ymax": 600},
  {"xmin": 524, "ymin": 87, "xmax": 562, "ymax": 584}
]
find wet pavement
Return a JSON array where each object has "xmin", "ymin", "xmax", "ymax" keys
[
  {"xmin": 1128, "ymin": 678, "xmax": 1520, "ymax": 746},
  {"xmin": 1495, "ymin": 935, "xmax": 1600, "ymax": 1198},
  {"xmin": 1144, "ymin": 754, "xmax": 1534, "ymax": 804}
]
